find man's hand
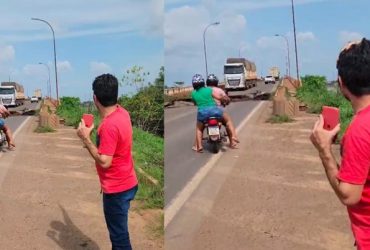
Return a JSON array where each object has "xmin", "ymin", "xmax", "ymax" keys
[
  {"xmin": 77, "ymin": 119, "xmax": 94, "ymax": 141},
  {"xmin": 310, "ymin": 115, "xmax": 340, "ymax": 153}
]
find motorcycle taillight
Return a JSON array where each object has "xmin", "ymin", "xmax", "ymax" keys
[{"xmin": 208, "ymin": 119, "xmax": 218, "ymax": 126}]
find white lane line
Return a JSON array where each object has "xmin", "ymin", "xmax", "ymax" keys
[{"xmin": 164, "ymin": 101, "xmax": 266, "ymax": 228}]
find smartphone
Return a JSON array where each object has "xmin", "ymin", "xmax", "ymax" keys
[
  {"xmin": 82, "ymin": 114, "xmax": 94, "ymax": 128},
  {"xmin": 322, "ymin": 106, "xmax": 340, "ymax": 131}
]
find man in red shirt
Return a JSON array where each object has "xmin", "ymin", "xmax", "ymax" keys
[
  {"xmin": 77, "ymin": 74, "xmax": 138, "ymax": 250},
  {"xmin": 311, "ymin": 38, "xmax": 370, "ymax": 249}
]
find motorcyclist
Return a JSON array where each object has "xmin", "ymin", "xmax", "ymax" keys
[
  {"xmin": 191, "ymin": 74, "xmax": 223, "ymax": 152},
  {"xmin": 0, "ymin": 99, "xmax": 15, "ymax": 150},
  {"xmin": 206, "ymin": 74, "xmax": 239, "ymax": 147}
]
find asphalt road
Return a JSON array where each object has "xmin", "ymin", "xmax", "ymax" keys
[
  {"xmin": 6, "ymin": 100, "xmax": 40, "ymax": 132},
  {"xmin": 164, "ymin": 81, "xmax": 276, "ymax": 206}
]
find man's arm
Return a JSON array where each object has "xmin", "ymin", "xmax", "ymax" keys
[
  {"xmin": 318, "ymin": 148, "xmax": 363, "ymax": 206},
  {"xmin": 310, "ymin": 115, "xmax": 364, "ymax": 206},
  {"xmin": 77, "ymin": 120, "xmax": 113, "ymax": 169},
  {"xmin": 82, "ymin": 137, "xmax": 113, "ymax": 168}
]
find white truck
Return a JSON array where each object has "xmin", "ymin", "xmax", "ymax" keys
[
  {"xmin": 0, "ymin": 86, "xmax": 19, "ymax": 107},
  {"xmin": 224, "ymin": 58, "xmax": 257, "ymax": 93}
]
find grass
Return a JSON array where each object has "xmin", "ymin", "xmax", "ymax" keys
[
  {"xmin": 267, "ymin": 114, "xmax": 294, "ymax": 124},
  {"xmin": 132, "ymin": 127, "xmax": 164, "ymax": 209},
  {"xmin": 297, "ymin": 75, "xmax": 354, "ymax": 138},
  {"xmin": 34, "ymin": 125, "xmax": 56, "ymax": 133}
]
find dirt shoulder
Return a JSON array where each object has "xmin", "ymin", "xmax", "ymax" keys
[
  {"xmin": 166, "ymin": 102, "xmax": 352, "ymax": 250},
  {"xmin": 0, "ymin": 117, "xmax": 163, "ymax": 250}
]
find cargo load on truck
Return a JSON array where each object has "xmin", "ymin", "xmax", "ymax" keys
[
  {"xmin": 269, "ymin": 67, "xmax": 280, "ymax": 80},
  {"xmin": 34, "ymin": 89, "xmax": 42, "ymax": 100},
  {"xmin": 224, "ymin": 58, "xmax": 257, "ymax": 92}
]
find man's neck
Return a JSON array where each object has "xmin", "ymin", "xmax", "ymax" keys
[
  {"xmin": 351, "ymin": 95, "xmax": 370, "ymax": 113},
  {"xmin": 99, "ymin": 104, "xmax": 117, "ymax": 119}
]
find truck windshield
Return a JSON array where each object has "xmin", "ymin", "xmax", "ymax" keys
[
  {"xmin": 224, "ymin": 65, "xmax": 244, "ymax": 74},
  {"xmin": 0, "ymin": 88, "xmax": 14, "ymax": 95}
]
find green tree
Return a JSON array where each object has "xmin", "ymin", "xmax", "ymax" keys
[{"xmin": 120, "ymin": 66, "xmax": 164, "ymax": 136}]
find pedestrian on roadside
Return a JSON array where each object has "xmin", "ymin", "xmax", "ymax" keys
[
  {"xmin": 310, "ymin": 38, "xmax": 370, "ymax": 249},
  {"xmin": 77, "ymin": 74, "xmax": 138, "ymax": 250}
]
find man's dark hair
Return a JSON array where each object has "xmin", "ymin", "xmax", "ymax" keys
[
  {"xmin": 92, "ymin": 74, "xmax": 118, "ymax": 107},
  {"xmin": 337, "ymin": 38, "xmax": 370, "ymax": 96}
]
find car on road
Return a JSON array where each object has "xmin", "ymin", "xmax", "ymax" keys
[
  {"xmin": 264, "ymin": 76, "xmax": 275, "ymax": 84},
  {"xmin": 30, "ymin": 96, "xmax": 38, "ymax": 103}
]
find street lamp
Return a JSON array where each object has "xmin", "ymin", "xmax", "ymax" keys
[
  {"xmin": 203, "ymin": 21, "xmax": 220, "ymax": 77},
  {"xmin": 31, "ymin": 18, "xmax": 59, "ymax": 101},
  {"xmin": 291, "ymin": 0, "xmax": 300, "ymax": 81},
  {"xmin": 275, "ymin": 34, "xmax": 291, "ymax": 77},
  {"xmin": 239, "ymin": 45, "xmax": 244, "ymax": 58},
  {"xmin": 39, "ymin": 62, "xmax": 51, "ymax": 98}
]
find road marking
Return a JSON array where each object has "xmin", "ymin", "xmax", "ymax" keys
[{"xmin": 164, "ymin": 101, "xmax": 266, "ymax": 228}]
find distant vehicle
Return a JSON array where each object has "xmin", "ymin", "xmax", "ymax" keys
[
  {"xmin": 269, "ymin": 67, "xmax": 280, "ymax": 80},
  {"xmin": 224, "ymin": 58, "xmax": 257, "ymax": 93},
  {"xmin": 30, "ymin": 96, "xmax": 39, "ymax": 103},
  {"xmin": 264, "ymin": 76, "xmax": 276, "ymax": 84},
  {"xmin": 0, "ymin": 82, "xmax": 25, "ymax": 107},
  {"xmin": 33, "ymin": 89, "xmax": 42, "ymax": 100}
]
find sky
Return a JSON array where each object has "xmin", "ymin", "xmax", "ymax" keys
[
  {"xmin": 165, "ymin": 0, "xmax": 370, "ymax": 86},
  {"xmin": 0, "ymin": 0, "xmax": 164, "ymax": 101}
]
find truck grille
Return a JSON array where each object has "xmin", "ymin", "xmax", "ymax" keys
[
  {"xmin": 2, "ymin": 99, "xmax": 11, "ymax": 104},
  {"xmin": 227, "ymin": 79, "xmax": 240, "ymax": 86}
]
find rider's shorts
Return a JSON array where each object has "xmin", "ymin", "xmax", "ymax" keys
[
  {"xmin": 0, "ymin": 118, "xmax": 4, "ymax": 129},
  {"xmin": 197, "ymin": 106, "xmax": 223, "ymax": 123}
]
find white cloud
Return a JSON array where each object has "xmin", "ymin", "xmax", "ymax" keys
[
  {"xmin": 256, "ymin": 36, "xmax": 282, "ymax": 49},
  {"xmin": 0, "ymin": 0, "xmax": 163, "ymax": 42},
  {"xmin": 297, "ymin": 32, "xmax": 316, "ymax": 42},
  {"xmin": 57, "ymin": 61, "xmax": 72, "ymax": 73},
  {"xmin": 0, "ymin": 45, "xmax": 15, "ymax": 62},
  {"xmin": 90, "ymin": 61, "xmax": 112, "ymax": 76},
  {"xmin": 165, "ymin": 5, "xmax": 249, "ymax": 85},
  {"xmin": 339, "ymin": 31, "xmax": 363, "ymax": 44},
  {"xmin": 23, "ymin": 64, "xmax": 45, "ymax": 77}
]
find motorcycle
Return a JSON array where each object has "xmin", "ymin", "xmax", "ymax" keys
[{"xmin": 204, "ymin": 116, "xmax": 227, "ymax": 154}]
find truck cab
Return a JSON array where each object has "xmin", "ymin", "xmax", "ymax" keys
[
  {"xmin": 224, "ymin": 63, "xmax": 247, "ymax": 91},
  {"xmin": 0, "ymin": 86, "xmax": 17, "ymax": 107}
]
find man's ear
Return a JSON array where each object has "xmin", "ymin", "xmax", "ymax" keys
[{"xmin": 338, "ymin": 76, "xmax": 344, "ymax": 89}]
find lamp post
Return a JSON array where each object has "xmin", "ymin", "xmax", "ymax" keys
[
  {"xmin": 39, "ymin": 62, "xmax": 51, "ymax": 98},
  {"xmin": 275, "ymin": 34, "xmax": 291, "ymax": 77},
  {"xmin": 239, "ymin": 45, "xmax": 244, "ymax": 58},
  {"xmin": 291, "ymin": 0, "xmax": 300, "ymax": 81},
  {"xmin": 31, "ymin": 18, "xmax": 59, "ymax": 101},
  {"xmin": 203, "ymin": 21, "xmax": 220, "ymax": 77}
]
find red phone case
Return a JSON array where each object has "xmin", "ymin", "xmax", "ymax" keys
[
  {"xmin": 322, "ymin": 106, "xmax": 340, "ymax": 131},
  {"xmin": 82, "ymin": 114, "xmax": 94, "ymax": 128}
]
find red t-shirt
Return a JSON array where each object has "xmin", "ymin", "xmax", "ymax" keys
[
  {"xmin": 338, "ymin": 104, "xmax": 370, "ymax": 248},
  {"xmin": 96, "ymin": 105, "xmax": 138, "ymax": 194}
]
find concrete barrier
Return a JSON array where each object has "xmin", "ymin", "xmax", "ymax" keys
[
  {"xmin": 38, "ymin": 98, "xmax": 60, "ymax": 129},
  {"xmin": 272, "ymin": 77, "xmax": 300, "ymax": 117}
]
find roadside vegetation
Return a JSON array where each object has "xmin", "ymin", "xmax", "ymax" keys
[
  {"xmin": 297, "ymin": 75, "xmax": 353, "ymax": 137},
  {"xmin": 267, "ymin": 114, "xmax": 294, "ymax": 124},
  {"xmin": 34, "ymin": 125, "xmax": 56, "ymax": 133},
  {"xmin": 56, "ymin": 66, "xmax": 164, "ymax": 210}
]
